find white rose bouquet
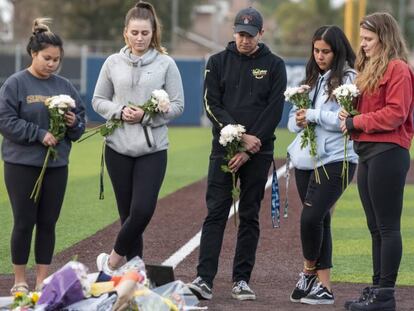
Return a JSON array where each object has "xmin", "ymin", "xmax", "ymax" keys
[
  {"xmin": 333, "ymin": 83, "xmax": 360, "ymax": 187},
  {"xmin": 31, "ymin": 95, "xmax": 76, "ymax": 202},
  {"xmin": 219, "ymin": 124, "xmax": 246, "ymax": 227},
  {"xmin": 285, "ymin": 85, "xmax": 328, "ymax": 184},
  {"xmin": 78, "ymin": 89, "xmax": 170, "ymax": 143},
  {"xmin": 139, "ymin": 89, "xmax": 171, "ymax": 117}
]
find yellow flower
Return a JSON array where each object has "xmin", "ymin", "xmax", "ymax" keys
[
  {"xmin": 14, "ymin": 292, "xmax": 23, "ymax": 298},
  {"xmin": 31, "ymin": 292, "xmax": 40, "ymax": 303}
]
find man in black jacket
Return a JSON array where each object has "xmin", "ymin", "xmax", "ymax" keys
[{"xmin": 188, "ymin": 6, "xmax": 287, "ymax": 301}]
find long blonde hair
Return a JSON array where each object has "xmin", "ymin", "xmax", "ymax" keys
[
  {"xmin": 355, "ymin": 12, "xmax": 408, "ymax": 94},
  {"xmin": 124, "ymin": 1, "xmax": 166, "ymax": 54}
]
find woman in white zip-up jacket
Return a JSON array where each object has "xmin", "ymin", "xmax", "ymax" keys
[
  {"xmin": 287, "ymin": 25, "xmax": 358, "ymax": 305},
  {"xmin": 92, "ymin": 1, "xmax": 184, "ymax": 274}
]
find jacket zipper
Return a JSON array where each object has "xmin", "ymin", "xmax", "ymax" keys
[{"xmin": 143, "ymin": 126, "xmax": 152, "ymax": 148}]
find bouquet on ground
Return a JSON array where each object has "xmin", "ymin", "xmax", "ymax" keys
[
  {"xmin": 333, "ymin": 83, "xmax": 360, "ymax": 188},
  {"xmin": 37, "ymin": 261, "xmax": 90, "ymax": 310},
  {"xmin": 219, "ymin": 124, "xmax": 246, "ymax": 227},
  {"xmin": 284, "ymin": 85, "xmax": 328, "ymax": 183},
  {"xmin": 31, "ymin": 95, "xmax": 76, "ymax": 202},
  {"xmin": 10, "ymin": 291, "xmax": 40, "ymax": 310}
]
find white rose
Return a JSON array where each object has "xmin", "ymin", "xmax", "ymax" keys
[{"xmin": 57, "ymin": 94, "xmax": 76, "ymax": 108}]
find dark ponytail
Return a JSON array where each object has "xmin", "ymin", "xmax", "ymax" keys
[{"xmin": 26, "ymin": 18, "xmax": 64, "ymax": 57}]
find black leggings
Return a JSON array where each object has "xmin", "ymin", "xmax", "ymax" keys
[
  {"xmin": 357, "ymin": 147, "xmax": 409, "ymax": 287},
  {"xmin": 295, "ymin": 161, "xmax": 356, "ymax": 270},
  {"xmin": 105, "ymin": 146, "xmax": 167, "ymax": 260},
  {"xmin": 4, "ymin": 162, "xmax": 67, "ymax": 265}
]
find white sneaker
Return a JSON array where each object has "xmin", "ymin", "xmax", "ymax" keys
[
  {"xmin": 96, "ymin": 253, "xmax": 114, "ymax": 275},
  {"xmin": 231, "ymin": 280, "xmax": 256, "ymax": 300}
]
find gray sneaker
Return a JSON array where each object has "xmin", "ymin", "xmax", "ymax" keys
[
  {"xmin": 231, "ymin": 280, "xmax": 256, "ymax": 300},
  {"xmin": 187, "ymin": 277, "xmax": 213, "ymax": 300},
  {"xmin": 290, "ymin": 272, "xmax": 317, "ymax": 302}
]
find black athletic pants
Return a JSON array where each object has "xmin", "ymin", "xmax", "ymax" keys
[
  {"xmin": 105, "ymin": 146, "xmax": 167, "ymax": 260},
  {"xmin": 357, "ymin": 147, "xmax": 409, "ymax": 287},
  {"xmin": 4, "ymin": 162, "xmax": 67, "ymax": 265},
  {"xmin": 295, "ymin": 161, "xmax": 356, "ymax": 269},
  {"xmin": 197, "ymin": 153, "xmax": 273, "ymax": 287}
]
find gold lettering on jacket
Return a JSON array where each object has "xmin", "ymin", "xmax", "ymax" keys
[{"xmin": 26, "ymin": 95, "xmax": 49, "ymax": 104}]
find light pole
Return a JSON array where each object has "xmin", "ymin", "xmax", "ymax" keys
[{"xmin": 171, "ymin": 0, "xmax": 179, "ymax": 51}]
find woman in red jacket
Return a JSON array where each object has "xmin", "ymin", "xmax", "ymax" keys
[{"xmin": 340, "ymin": 12, "xmax": 414, "ymax": 311}]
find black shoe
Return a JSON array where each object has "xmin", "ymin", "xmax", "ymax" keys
[
  {"xmin": 350, "ymin": 288, "xmax": 395, "ymax": 311},
  {"xmin": 290, "ymin": 272, "xmax": 317, "ymax": 302},
  {"xmin": 231, "ymin": 280, "xmax": 256, "ymax": 300},
  {"xmin": 344, "ymin": 287, "xmax": 372, "ymax": 310},
  {"xmin": 300, "ymin": 282, "xmax": 334, "ymax": 305},
  {"xmin": 187, "ymin": 276, "xmax": 213, "ymax": 300}
]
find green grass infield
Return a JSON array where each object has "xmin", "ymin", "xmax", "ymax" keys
[{"xmin": 0, "ymin": 127, "xmax": 413, "ymax": 285}]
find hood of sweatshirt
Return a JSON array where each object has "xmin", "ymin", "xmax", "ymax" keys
[
  {"xmin": 119, "ymin": 46, "xmax": 158, "ymax": 66},
  {"xmin": 119, "ymin": 47, "xmax": 159, "ymax": 87},
  {"xmin": 225, "ymin": 41, "xmax": 271, "ymax": 59}
]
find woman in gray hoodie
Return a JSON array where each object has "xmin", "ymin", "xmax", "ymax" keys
[{"xmin": 93, "ymin": 1, "xmax": 184, "ymax": 273}]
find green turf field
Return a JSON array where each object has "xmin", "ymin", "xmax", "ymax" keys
[{"xmin": 0, "ymin": 127, "xmax": 413, "ymax": 286}]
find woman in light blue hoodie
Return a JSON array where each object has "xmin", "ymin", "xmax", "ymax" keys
[
  {"xmin": 287, "ymin": 25, "xmax": 358, "ymax": 305},
  {"xmin": 92, "ymin": 1, "xmax": 184, "ymax": 274}
]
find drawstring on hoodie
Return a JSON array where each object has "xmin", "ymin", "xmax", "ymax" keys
[
  {"xmin": 131, "ymin": 58, "xmax": 142, "ymax": 87},
  {"xmin": 120, "ymin": 46, "xmax": 157, "ymax": 88}
]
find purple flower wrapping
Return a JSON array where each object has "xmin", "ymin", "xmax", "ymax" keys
[{"xmin": 37, "ymin": 265, "xmax": 86, "ymax": 310}]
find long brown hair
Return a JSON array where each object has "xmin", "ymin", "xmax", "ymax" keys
[
  {"xmin": 355, "ymin": 12, "xmax": 408, "ymax": 94},
  {"xmin": 124, "ymin": 1, "xmax": 166, "ymax": 54},
  {"xmin": 305, "ymin": 25, "xmax": 355, "ymax": 99}
]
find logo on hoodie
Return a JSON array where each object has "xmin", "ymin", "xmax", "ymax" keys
[{"xmin": 252, "ymin": 68, "xmax": 267, "ymax": 79}]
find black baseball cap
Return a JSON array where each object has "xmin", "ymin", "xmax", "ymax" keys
[{"xmin": 234, "ymin": 7, "xmax": 263, "ymax": 36}]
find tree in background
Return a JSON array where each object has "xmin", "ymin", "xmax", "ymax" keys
[
  {"xmin": 13, "ymin": 0, "xmax": 200, "ymax": 51},
  {"xmin": 258, "ymin": 0, "xmax": 342, "ymax": 57},
  {"xmin": 365, "ymin": 0, "xmax": 413, "ymax": 50},
  {"xmin": 257, "ymin": 0, "xmax": 412, "ymax": 57}
]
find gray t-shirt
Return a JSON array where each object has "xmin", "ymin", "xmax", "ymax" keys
[{"xmin": 0, "ymin": 70, "xmax": 85, "ymax": 167}]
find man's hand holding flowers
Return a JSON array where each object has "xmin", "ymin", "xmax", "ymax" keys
[
  {"xmin": 219, "ymin": 124, "xmax": 246, "ymax": 226},
  {"xmin": 228, "ymin": 151, "xmax": 250, "ymax": 173},
  {"xmin": 241, "ymin": 133, "xmax": 261, "ymax": 154}
]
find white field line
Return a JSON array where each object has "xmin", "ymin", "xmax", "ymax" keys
[{"xmin": 162, "ymin": 164, "xmax": 288, "ymax": 269}]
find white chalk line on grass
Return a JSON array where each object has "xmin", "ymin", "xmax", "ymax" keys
[{"xmin": 162, "ymin": 164, "xmax": 288, "ymax": 269}]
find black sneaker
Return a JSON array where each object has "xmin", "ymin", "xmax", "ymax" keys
[
  {"xmin": 300, "ymin": 282, "xmax": 334, "ymax": 305},
  {"xmin": 187, "ymin": 276, "xmax": 213, "ymax": 300},
  {"xmin": 231, "ymin": 280, "xmax": 256, "ymax": 300},
  {"xmin": 344, "ymin": 287, "xmax": 372, "ymax": 310},
  {"xmin": 290, "ymin": 272, "xmax": 317, "ymax": 302}
]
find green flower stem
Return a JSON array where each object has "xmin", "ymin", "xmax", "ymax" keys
[
  {"xmin": 30, "ymin": 147, "xmax": 52, "ymax": 202},
  {"xmin": 77, "ymin": 124, "xmax": 105, "ymax": 143},
  {"xmin": 342, "ymin": 134, "xmax": 350, "ymax": 190},
  {"xmin": 317, "ymin": 156, "xmax": 330, "ymax": 182},
  {"xmin": 232, "ymin": 172, "xmax": 238, "ymax": 227}
]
